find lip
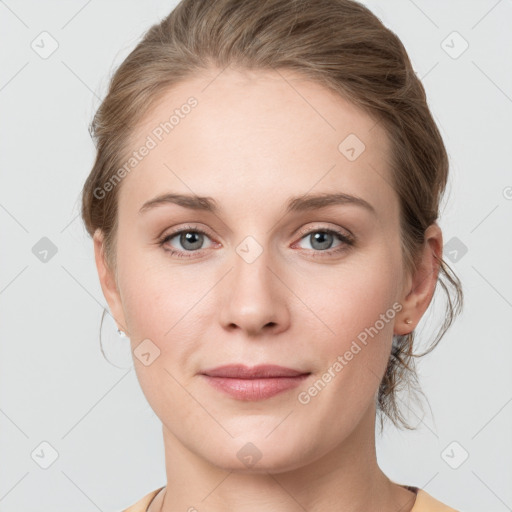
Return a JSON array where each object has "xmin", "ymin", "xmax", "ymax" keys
[
  {"xmin": 200, "ymin": 364, "xmax": 311, "ymax": 401},
  {"xmin": 201, "ymin": 364, "xmax": 308, "ymax": 378}
]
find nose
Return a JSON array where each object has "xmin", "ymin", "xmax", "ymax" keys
[{"xmin": 218, "ymin": 247, "xmax": 290, "ymax": 337}]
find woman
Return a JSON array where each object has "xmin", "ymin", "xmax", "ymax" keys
[{"xmin": 81, "ymin": 0, "xmax": 463, "ymax": 510}]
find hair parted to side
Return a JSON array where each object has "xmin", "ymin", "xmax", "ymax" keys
[{"xmin": 81, "ymin": 0, "xmax": 463, "ymax": 431}]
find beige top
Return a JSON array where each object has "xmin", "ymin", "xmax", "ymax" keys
[{"xmin": 122, "ymin": 484, "xmax": 460, "ymax": 511}]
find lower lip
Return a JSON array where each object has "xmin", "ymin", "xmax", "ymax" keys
[{"xmin": 201, "ymin": 374, "xmax": 310, "ymax": 400}]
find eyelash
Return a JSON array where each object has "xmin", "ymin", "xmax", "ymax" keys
[{"xmin": 157, "ymin": 224, "xmax": 355, "ymax": 259}]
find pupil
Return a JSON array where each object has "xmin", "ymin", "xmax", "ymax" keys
[
  {"xmin": 312, "ymin": 232, "xmax": 332, "ymax": 250},
  {"xmin": 182, "ymin": 232, "xmax": 203, "ymax": 250}
]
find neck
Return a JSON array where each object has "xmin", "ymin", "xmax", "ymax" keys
[{"xmin": 152, "ymin": 403, "xmax": 416, "ymax": 512}]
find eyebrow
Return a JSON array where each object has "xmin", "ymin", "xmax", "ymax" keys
[{"xmin": 138, "ymin": 192, "xmax": 376, "ymax": 216}]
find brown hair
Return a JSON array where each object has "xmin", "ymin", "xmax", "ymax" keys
[{"xmin": 81, "ymin": 0, "xmax": 463, "ymax": 431}]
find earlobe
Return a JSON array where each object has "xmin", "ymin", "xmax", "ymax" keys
[
  {"xmin": 394, "ymin": 223, "xmax": 443, "ymax": 336},
  {"xmin": 93, "ymin": 229, "xmax": 128, "ymax": 334}
]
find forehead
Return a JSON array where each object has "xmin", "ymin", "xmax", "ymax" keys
[{"xmin": 119, "ymin": 68, "xmax": 396, "ymax": 221}]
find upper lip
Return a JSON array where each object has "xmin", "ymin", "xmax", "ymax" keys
[{"xmin": 200, "ymin": 364, "xmax": 309, "ymax": 379}]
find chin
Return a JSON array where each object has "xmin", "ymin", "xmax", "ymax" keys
[{"xmin": 199, "ymin": 433, "xmax": 315, "ymax": 475}]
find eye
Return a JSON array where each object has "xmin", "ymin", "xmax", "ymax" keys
[
  {"xmin": 157, "ymin": 224, "xmax": 355, "ymax": 259},
  {"xmin": 293, "ymin": 227, "xmax": 354, "ymax": 257},
  {"xmin": 158, "ymin": 225, "xmax": 215, "ymax": 259}
]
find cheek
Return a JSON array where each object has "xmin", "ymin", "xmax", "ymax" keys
[
  {"xmin": 300, "ymin": 248, "xmax": 402, "ymax": 390},
  {"xmin": 117, "ymin": 248, "xmax": 213, "ymax": 364},
  {"xmin": 119, "ymin": 260, "xmax": 204, "ymax": 411},
  {"xmin": 293, "ymin": 260, "xmax": 401, "ymax": 435},
  {"xmin": 303, "ymin": 249, "xmax": 401, "ymax": 341}
]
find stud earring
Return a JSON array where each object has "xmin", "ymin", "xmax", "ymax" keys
[
  {"xmin": 117, "ymin": 328, "xmax": 127, "ymax": 338},
  {"xmin": 405, "ymin": 319, "xmax": 413, "ymax": 325}
]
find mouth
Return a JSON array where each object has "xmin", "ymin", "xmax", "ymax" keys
[{"xmin": 199, "ymin": 364, "xmax": 311, "ymax": 401}]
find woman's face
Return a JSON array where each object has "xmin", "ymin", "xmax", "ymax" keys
[{"xmin": 97, "ymin": 68, "xmax": 419, "ymax": 472}]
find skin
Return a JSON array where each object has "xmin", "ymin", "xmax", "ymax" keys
[{"xmin": 94, "ymin": 67, "xmax": 442, "ymax": 512}]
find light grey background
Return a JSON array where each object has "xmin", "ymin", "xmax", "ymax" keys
[{"xmin": 1, "ymin": 1, "xmax": 511, "ymax": 511}]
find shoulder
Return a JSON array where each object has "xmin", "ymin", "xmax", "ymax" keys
[
  {"xmin": 119, "ymin": 485, "xmax": 461, "ymax": 512},
  {"xmin": 412, "ymin": 488, "xmax": 461, "ymax": 512},
  {"xmin": 121, "ymin": 486, "xmax": 165, "ymax": 512}
]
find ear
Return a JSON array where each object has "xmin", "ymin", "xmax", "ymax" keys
[
  {"xmin": 394, "ymin": 223, "xmax": 443, "ymax": 336},
  {"xmin": 93, "ymin": 229, "xmax": 128, "ymax": 334}
]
